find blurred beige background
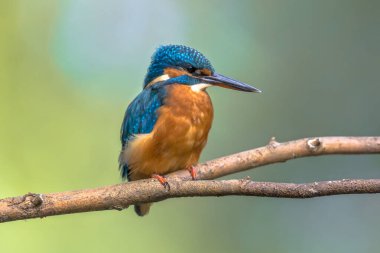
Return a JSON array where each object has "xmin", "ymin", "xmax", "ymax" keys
[{"xmin": 1, "ymin": 1, "xmax": 379, "ymax": 252}]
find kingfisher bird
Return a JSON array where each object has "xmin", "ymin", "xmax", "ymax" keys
[{"xmin": 119, "ymin": 45, "xmax": 261, "ymax": 216}]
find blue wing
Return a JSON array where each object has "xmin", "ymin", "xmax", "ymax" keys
[{"xmin": 119, "ymin": 85, "xmax": 166, "ymax": 180}]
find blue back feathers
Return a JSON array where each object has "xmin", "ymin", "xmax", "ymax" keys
[
  {"xmin": 120, "ymin": 83, "xmax": 167, "ymax": 179},
  {"xmin": 120, "ymin": 85, "xmax": 165, "ymax": 146},
  {"xmin": 144, "ymin": 45, "xmax": 215, "ymax": 87}
]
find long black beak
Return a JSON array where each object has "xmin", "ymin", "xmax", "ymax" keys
[{"xmin": 201, "ymin": 73, "xmax": 262, "ymax": 93}]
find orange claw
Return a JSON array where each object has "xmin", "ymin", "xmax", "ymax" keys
[
  {"xmin": 152, "ymin": 174, "xmax": 170, "ymax": 190},
  {"xmin": 187, "ymin": 166, "xmax": 197, "ymax": 180}
]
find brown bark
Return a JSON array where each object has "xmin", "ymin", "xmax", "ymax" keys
[{"xmin": 0, "ymin": 136, "xmax": 379, "ymax": 223}]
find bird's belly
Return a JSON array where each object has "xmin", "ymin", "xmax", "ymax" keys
[
  {"xmin": 125, "ymin": 113, "xmax": 211, "ymax": 179},
  {"xmin": 155, "ymin": 121, "xmax": 209, "ymax": 173},
  {"xmin": 125, "ymin": 85, "xmax": 213, "ymax": 180}
]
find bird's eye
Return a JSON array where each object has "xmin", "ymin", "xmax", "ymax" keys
[
  {"xmin": 187, "ymin": 66, "xmax": 197, "ymax": 73},
  {"xmin": 186, "ymin": 66, "xmax": 203, "ymax": 76}
]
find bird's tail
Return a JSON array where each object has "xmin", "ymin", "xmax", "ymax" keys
[{"xmin": 134, "ymin": 203, "xmax": 151, "ymax": 216}]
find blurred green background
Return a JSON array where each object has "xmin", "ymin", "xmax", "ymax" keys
[{"xmin": 1, "ymin": 0, "xmax": 380, "ymax": 252}]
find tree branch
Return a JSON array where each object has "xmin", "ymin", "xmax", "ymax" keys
[
  {"xmin": 171, "ymin": 136, "xmax": 380, "ymax": 180},
  {"xmin": 1, "ymin": 136, "xmax": 379, "ymax": 223}
]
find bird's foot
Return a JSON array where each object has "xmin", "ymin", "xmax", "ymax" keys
[
  {"xmin": 187, "ymin": 166, "xmax": 197, "ymax": 180},
  {"xmin": 152, "ymin": 174, "xmax": 170, "ymax": 191}
]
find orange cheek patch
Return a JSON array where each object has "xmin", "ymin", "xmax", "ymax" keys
[
  {"xmin": 200, "ymin": 68, "xmax": 212, "ymax": 76},
  {"xmin": 164, "ymin": 68, "xmax": 187, "ymax": 78}
]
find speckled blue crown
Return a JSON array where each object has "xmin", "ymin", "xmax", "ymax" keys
[{"xmin": 144, "ymin": 45, "xmax": 215, "ymax": 87}]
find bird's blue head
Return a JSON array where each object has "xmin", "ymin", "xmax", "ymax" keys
[{"xmin": 143, "ymin": 45, "xmax": 261, "ymax": 93}]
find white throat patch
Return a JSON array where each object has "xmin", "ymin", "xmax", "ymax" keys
[{"xmin": 191, "ymin": 83, "xmax": 212, "ymax": 92}]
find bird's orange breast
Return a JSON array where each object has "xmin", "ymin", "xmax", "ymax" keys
[{"xmin": 124, "ymin": 84, "xmax": 213, "ymax": 180}]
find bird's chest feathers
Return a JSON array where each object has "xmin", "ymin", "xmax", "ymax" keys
[
  {"xmin": 154, "ymin": 84, "xmax": 214, "ymax": 150},
  {"xmin": 165, "ymin": 84, "xmax": 213, "ymax": 125}
]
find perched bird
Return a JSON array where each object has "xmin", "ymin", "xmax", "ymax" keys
[{"xmin": 119, "ymin": 45, "xmax": 261, "ymax": 216}]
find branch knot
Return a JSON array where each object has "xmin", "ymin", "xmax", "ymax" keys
[{"xmin": 307, "ymin": 138, "xmax": 321, "ymax": 152}]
